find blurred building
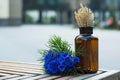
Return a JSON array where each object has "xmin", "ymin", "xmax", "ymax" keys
[
  {"xmin": 23, "ymin": 0, "xmax": 90, "ymax": 24},
  {"xmin": 0, "ymin": 0, "xmax": 22, "ymax": 25},
  {"xmin": 23, "ymin": 0, "xmax": 120, "ymax": 24},
  {"xmin": 0, "ymin": 0, "xmax": 120, "ymax": 25}
]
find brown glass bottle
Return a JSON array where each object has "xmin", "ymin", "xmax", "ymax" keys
[{"xmin": 75, "ymin": 27, "xmax": 98, "ymax": 73}]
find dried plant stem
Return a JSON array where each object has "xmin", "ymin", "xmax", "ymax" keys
[{"xmin": 74, "ymin": 3, "xmax": 94, "ymax": 27}]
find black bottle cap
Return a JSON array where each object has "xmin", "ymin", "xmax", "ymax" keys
[{"xmin": 80, "ymin": 27, "xmax": 93, "ymax": 34}]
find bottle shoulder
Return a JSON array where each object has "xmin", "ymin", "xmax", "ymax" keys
[{"xmin": 75, "ymin": 35, "xmax": 98, "ymax": 40}]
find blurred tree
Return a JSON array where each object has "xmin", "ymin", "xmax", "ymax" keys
[
  {"xmin": 89, "ymin": 0, "xmax": 104, "ymax": 11},
  {"xmin": 25, "ymin": 15, "xmax": 33, "ymax": 23},
  {"xmin": 50, "ymin": 16, "xmax": 56, "ymax": 24},
  {"xmin": 107, "ymin": 0, "xmax": 118, "ymax": 28}
]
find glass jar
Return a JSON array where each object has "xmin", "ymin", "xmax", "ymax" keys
[{"xmin": 75, "ymin": 27, "xmax": 98, "ymax": 73}]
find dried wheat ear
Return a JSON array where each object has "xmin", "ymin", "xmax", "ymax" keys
[{"xmin": 74, "ymin": 3, "xmax": 94, "ymax": 27}]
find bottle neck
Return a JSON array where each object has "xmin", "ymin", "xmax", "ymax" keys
[
  {"xmin": 79, "ymin": 27, "xmax": 93, "ymax": 35},
  {"xmin": 81, "ymin": 34, "xmax": 92, "ymax": 36}
]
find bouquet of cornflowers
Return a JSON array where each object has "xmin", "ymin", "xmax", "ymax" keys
[{"xmin": 39, "ymin": 35, "xmax": 80, "ymax": 75}]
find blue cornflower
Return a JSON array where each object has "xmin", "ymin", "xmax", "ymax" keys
[
  {"xmin": 64, "ymin": 55, "xmax": 73, "ymax": 65},
  {"xmin": 65, "ymin": 55, "xmax": 72, "ymax": 62},
  {"xmin": 60, "ymin": 52, "xmax": 71, "ymax": 58},
  {"xmin": 73, "ymin": 57, "xmax": 80, "ymax": 64},
  {"xmin": 44, "ymin": 51, "xmax": 59, "ymax": 63},
  {"xmin": 58, "ymin": 64, "xmax": 66, "ymax": 72},
  {"xmin": 57, "ymin": 56, "xmax": 65, "ymax": 65},
  {"xmin": 44, "ymin": 63, "xmax": 51, "ymax": 74},
  {"xmin": 47, "ymin": 60, "xmax": 59, "ymax": 74},
  {"xmin": 44, "ymin": 51, "xmax": 52, "ymax": 63},
  {"xmin": 43, "ymin": 51, "xmax": 80, "ymax": 75}
]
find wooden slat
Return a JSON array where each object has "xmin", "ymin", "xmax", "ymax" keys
[
  {"xmin": 0, "ymin": 65, "xmax": 44, "ymax": 74},
  {"xmin": 0, "ymin": 73, "xmax": 11, "ymax": 76},
  {"xmin": 39, "ymin": 75, "xmax": 61, "ymax": 80},
  {"xmin": 22, "ymin": 74, "xmax": 50, "ymax": 80},
  {"xmin": 0, "ymin": 61, "xmax": 43, "ymax": 69},
  {"xmin": 0, "ymin": 75, "xmax": 19, "ymax": 80},
  {"xmin": 55, "ymin": 76, "xmax": 73, "ymax": 80},
  {"xmin": 0, "ymin": 61, "xmax": 43, "ymax": 70},
  {"xmin": 0, "ymin": 69, "xmax": 34, "ymax": 75},
  {"xmin": 85, "ymin": 70, "xmax": 120, "ymax": 80},
  {"xmin": 69, "ymin": 70, "xmax": 105, "ymax": 80},
  {"xmin": 0, "ymin": 63, "xmax": 43, "ymax": 71},
  {"xmin": 0, "ymin": 64, "xmax": 43, "ymax": 72},
  {"xmin": 6, "ymin": 75, "xmax": 34, "ymax": 80}
]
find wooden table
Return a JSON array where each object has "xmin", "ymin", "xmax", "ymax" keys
[{"xmin": 0, "ymin": 61, "xmax": 120, "ymax": 80}]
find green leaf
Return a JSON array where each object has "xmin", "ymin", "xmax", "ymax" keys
[{"xmin": 48, "ymin": 35, "xmax": 73, "ymax": 55}]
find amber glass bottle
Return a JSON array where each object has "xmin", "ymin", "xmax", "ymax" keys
[{"xmin": 75, "ymin": 27, "xmax": 98, "ymax": 73}]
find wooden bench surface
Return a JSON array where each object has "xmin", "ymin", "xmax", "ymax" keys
[{"xmin": 0, "ymin": 61, "xmax": 120, "ymax": 80}]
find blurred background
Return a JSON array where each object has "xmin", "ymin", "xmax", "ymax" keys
[
  {"xmin": 0, "ymin": 0, "xmax": 120, "ymax": 70},
  {"xmin": 1, "ymin": 0, "xmax": 120, "ymax": 28}
]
